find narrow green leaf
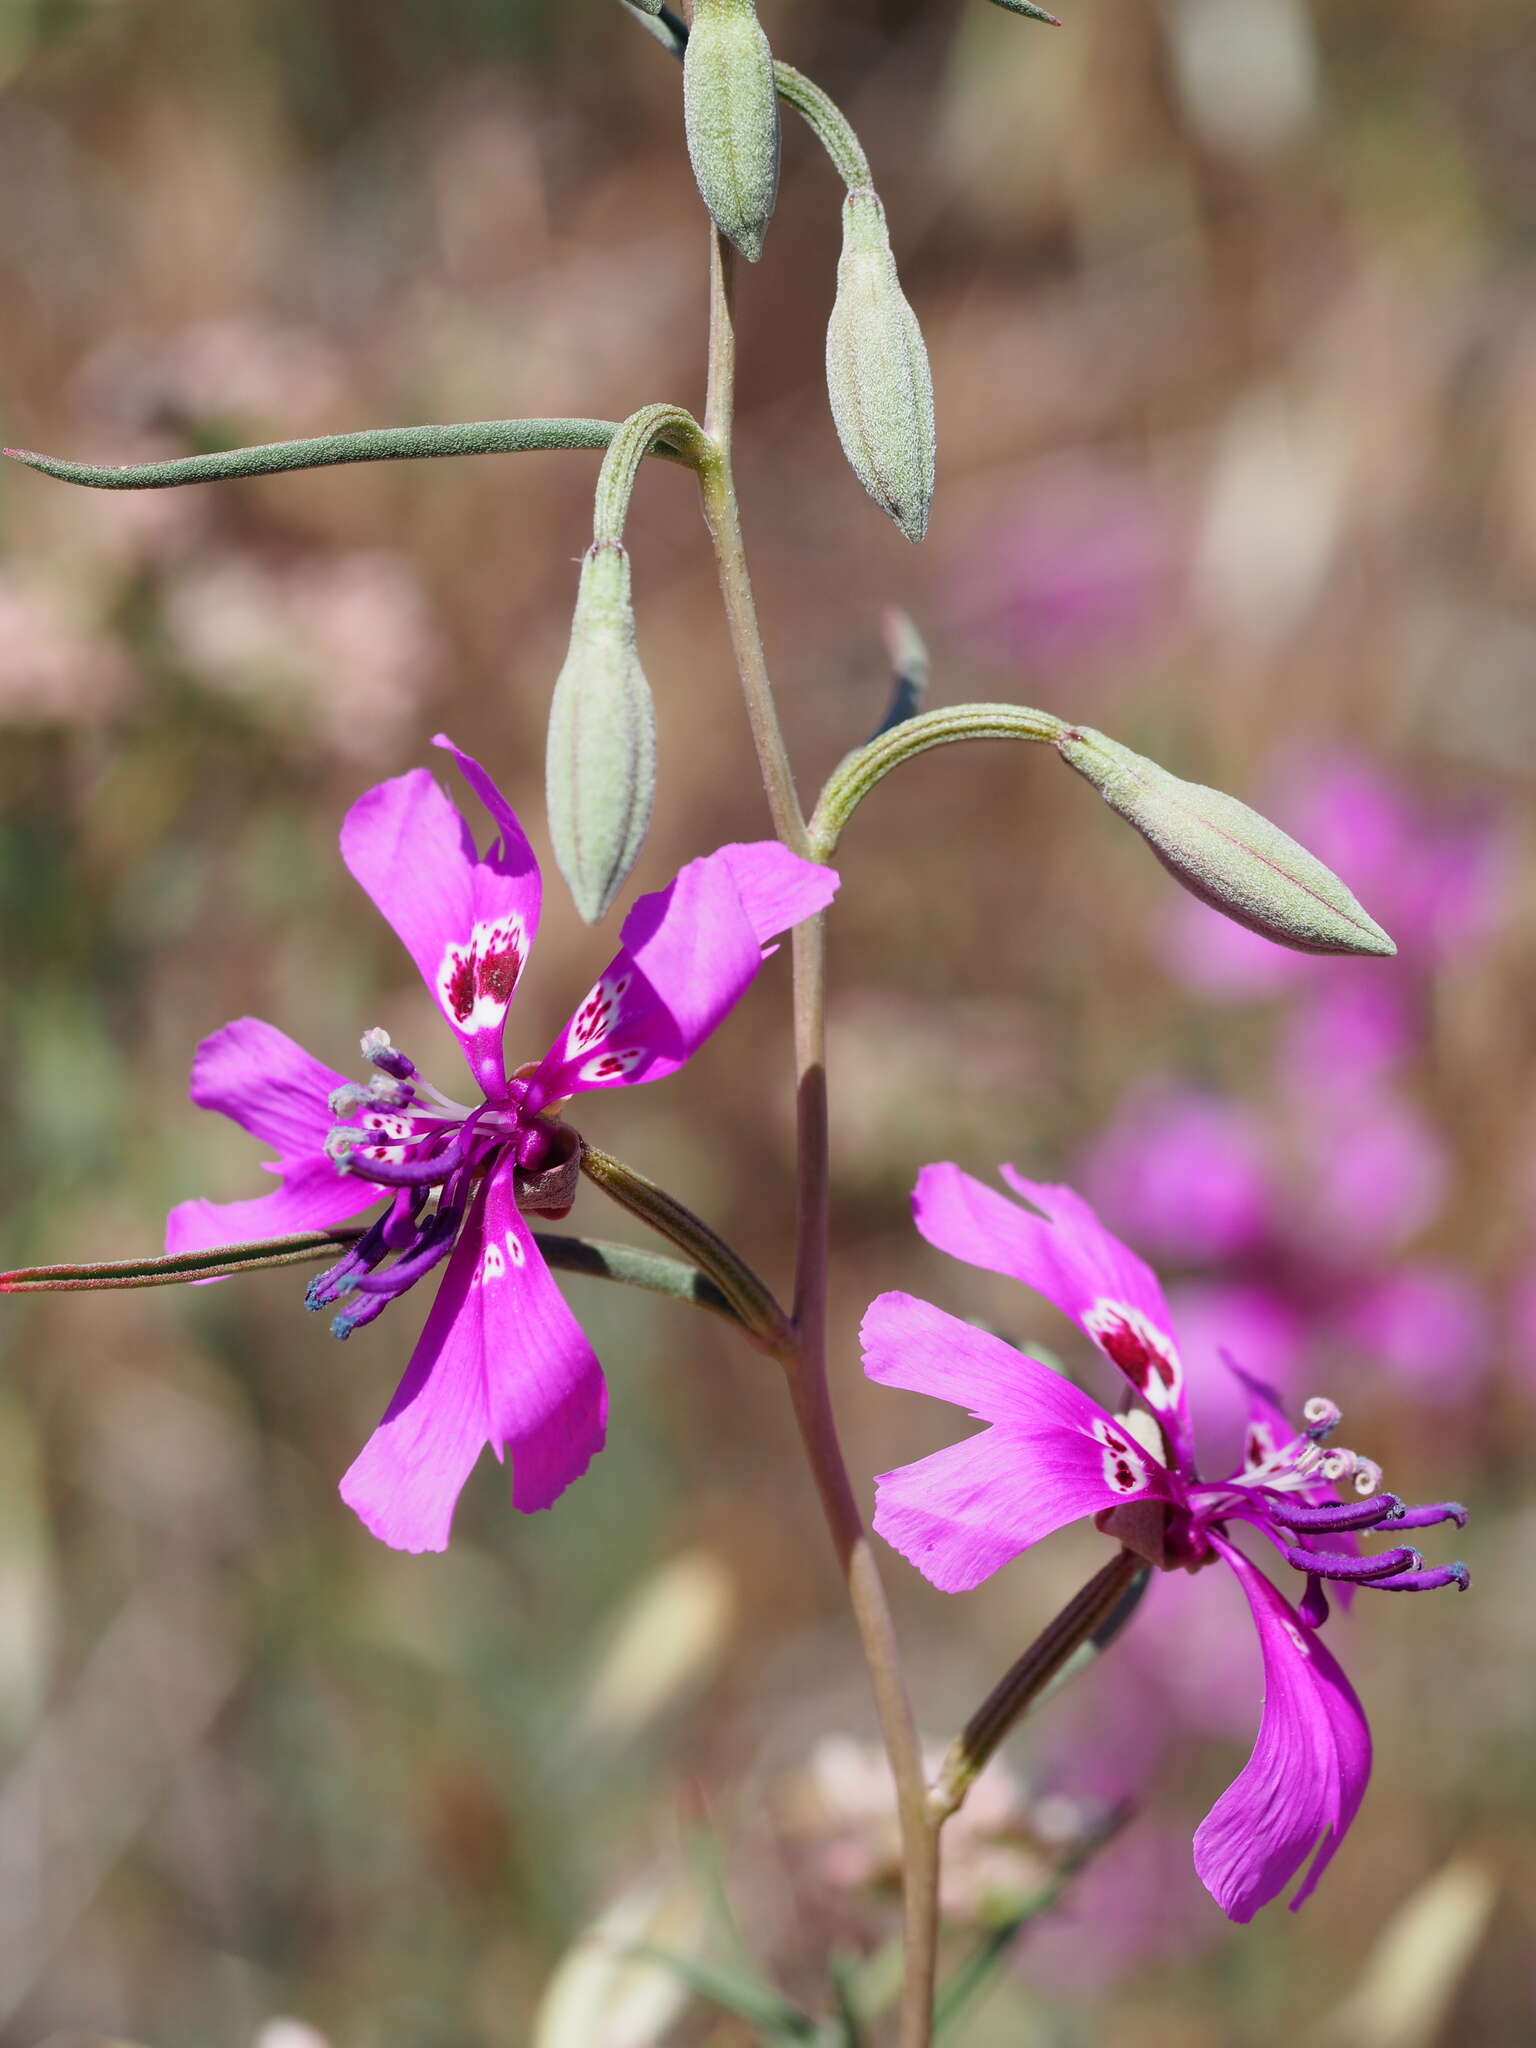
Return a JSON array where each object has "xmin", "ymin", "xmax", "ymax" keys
[
  {"xmin": 3, "ymin": 417, "xmax": 696, "ymax": 491},
  {"xmin": 625, "ymin": 1943, "xmax": 820, "ymax": 2040}
]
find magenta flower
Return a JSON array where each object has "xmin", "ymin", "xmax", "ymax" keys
[
  {"xmin": 167, "ymin": 735, "xmax": 837, "ymax": 1552},
  {"xmin": 863, "ymin": 1164, "xmax": 1468, "ymax": 1921}
]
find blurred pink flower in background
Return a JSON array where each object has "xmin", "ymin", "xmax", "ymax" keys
[
  {"xmin": 162, "ymin": 549, "xmax": 443, "ymax": 760},
  {"xmin": 945, "ymin": 460, "xmax": 1185, "ymax": 677},
  {"xmin": 1082, "ymin": 749, "xmax": 1517, "ymax": 1417},
  {"xmin": 73, "ymin": 317, "xmax": 348, "ymax": 441},
  {"xmin": 0, "ymin": 570, "xmax": 132, "ymax": 724},
  {"xmin": 1169, "ymin": 751, "xmax": 1513, "ymax": 995}
]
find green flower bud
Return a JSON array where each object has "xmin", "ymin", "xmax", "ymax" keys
[
  {"xmin": 826, "ymin": 189, "xmax": 936, "ymax": 543},
  {"xmin": 546, "ymin": 541, "xmax": 657, "ymax": 925},
  {"xmin": 986, "ymin": 0, "xmax": 1063, "ymax": 22},
  {"xmin": 1057, "ymin": 726, "xmax": 1396, "ymax": 957},
  {"xmin": 683, "ymin": 0, "xmax": 780, "ymax": 263}
]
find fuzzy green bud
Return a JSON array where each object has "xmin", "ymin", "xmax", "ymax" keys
[
  {"xmin": 826, "ymin": 189, "xmax": 937, "ymax": 543},
  {"xmin": 546, "ymin": 541, "xmax": 657, "ymax": 924},
  {"xmin": 1058, "ymin": 726, "xmax": 1396, "ymax": 957},
  {"xmin": 986, "ymin": 0, "xmax": 1063, "ymax": 22},
  {"xmin": 683, "ymin": 0, "xmax": 780, "ymax": 263}
]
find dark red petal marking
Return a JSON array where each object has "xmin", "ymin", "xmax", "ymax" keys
[
  {"xmin": 446, "ymin": 951, "xmax": 476, "ymax": 1023},
  {"xmin": 476, "ymin": 942, "xmax": 522, "ymax": 1004},
  {"xmin": 1097, "ymin": 1315, "xmax": 1177, "ymax": 1400}
]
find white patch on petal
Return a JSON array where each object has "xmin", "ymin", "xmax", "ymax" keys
[
  {"xmin": 361, "ymin": 1112, "xmax": 412, "ymax": 1140},
  {"xmin": 477, "ymin": 1241, "xmax": 507, "ymax": 1287},
  {"xmin": 505, "ymin": 1229, "xmax": 526, "ymax": 1269},
  {"xmin": 437, "ymin": 914, "xmax": 530, "ymax": 1036},
  {"xmin": 1091, "ymin": 1415, "xmax": 1151, "ymax": 1497},
  {"xmin": 1083, "ymin": 1299, "xmax": 1185, "ymax": 1419},
  {"xmin": 565, "ymin": 971, "xmax": 635, "ymax": 1056},
  {"xmin": 577, "ymin": 1045, "xmax": 645, "ymax": 1084},
  {"xmin": 1278, "ymin": 1615, "xmax": 1312, "ymax": 1659}
]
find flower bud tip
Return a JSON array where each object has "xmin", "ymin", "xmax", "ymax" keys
[{"xmin": 1057, "ymin": 726, "xmax": 1398, "ymax": 959}]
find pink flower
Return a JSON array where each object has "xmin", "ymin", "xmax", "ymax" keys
[
  {"xmin": 863, "ymin": 1165, "xmax": 1468, "ymax": 1921},
  {"xmin": 167, "ymin": 736, "xmax": 837, "ymax": 1552},
  {"xmin": 1077, "ymin": 1085, "xmax": 1271, "ymax": 1264}
]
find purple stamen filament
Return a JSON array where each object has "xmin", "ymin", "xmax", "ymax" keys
[{"xmin": 1279, "ymin": 1542, "xmax": 1422, "ymax": 1583}]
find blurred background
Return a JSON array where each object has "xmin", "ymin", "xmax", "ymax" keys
[{"xmin": 1, "ymin": 0, "xmax": 1533, "ymax": 2041}]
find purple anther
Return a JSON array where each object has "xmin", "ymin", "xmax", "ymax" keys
[
  {"xmin": 362, "ymin": 1031, "xmax": 417, "ymax": 1082},
  {"xmin": 1298, "ymin": 1574, "xmax": 1330, "ymax": 1631},
  {"xmin": 1276, "ymin": 1493, "xmax": 1404, "ymax": 1534},
  {"xmin": 331, "ymin": 1289, "xmax": 394, "ymax": 1339},
  {"xmin": 1367, "ymin": 1561, "xmax": 1470, "ymax": 1592},
  {"xmin": 1281, "ymin": 1543, "xmax": 1423, "ymax": 1584},
  {"xmin": 1389, "ymin": 1500, "xmax": 1469, "ymax": 1531}
]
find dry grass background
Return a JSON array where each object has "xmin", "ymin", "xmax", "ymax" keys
[{"xmin": 0, "ymin": 1, "xmax": 1533, "ymax": 2041}]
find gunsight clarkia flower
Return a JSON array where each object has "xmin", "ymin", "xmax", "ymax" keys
[
  {"xmin": 167, "ymin": 735, "xmax": 837, "ymax": 1553},
  {"xmin": 863, "ymin": 1164, "xmax": 1468, "ymax": 1921}
]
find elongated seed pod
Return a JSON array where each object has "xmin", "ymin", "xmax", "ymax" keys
[
  {"xmin": 826, "ymin": 188, "xmax": 936, "ymax": 543},
  {"xmin": 1058, "ymin": 726, "xmax": 1396, "ymax": 957},
  {"xmin": 683, "ymin": 0, "xmax": 780, "ymax": 262},
  {"xmin": 546, "ymin": 541, "xmax": 657, "ymax": 924}
]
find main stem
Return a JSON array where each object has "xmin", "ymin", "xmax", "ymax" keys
[{"xmin": 697, "ymin": 224, "xmax": 939, "ymax": 2047}]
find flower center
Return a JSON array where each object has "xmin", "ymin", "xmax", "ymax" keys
[
  {"xmin": 1187, "ymin": 1389, "xmax": 1469, "ymax": 1625},
  {"xmin": 304, "ymin": 1027, "xmax": 560, "ymax": 1339}
]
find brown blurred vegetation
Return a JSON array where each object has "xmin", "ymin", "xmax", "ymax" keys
[{"xmin": 0, "ymin": 1, "xmax": 1533, "ymax": 2043}]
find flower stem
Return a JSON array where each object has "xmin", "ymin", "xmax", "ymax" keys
[
  {"xmin": 696, "ymin": 230, "xmax": 809, "ymax": 857},
  {"xmin": 930, "ymin": 1548, "xmax": 1144, "ymax": 1825},
  {"xmin": 579, "ymin": 1144, "xmax": 793, "ymax": 1354},
  {"xmin": 696, "ymin": 218, "xmax": 939, "ymax": 2048}
]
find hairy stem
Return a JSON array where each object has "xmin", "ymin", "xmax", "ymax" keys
[
  {"xmin": 930, "ymin": 1548, "xmax": 1144, "ymax": 1824},
  {"xmin": 579, "ymin": 1144, "xmax": 793, "ymax": 1353},
  {"xmin": 696, "ymin": 230, "xmax": 809, "ymax": 855},
  {"xmin": 792, "ymin": 915, "xmax": 941, "ymax": 2048},
  {"xmin": 0, "ymin": 1226, "xmax": 743, "ymax": 1324},
  {"xmin": 2, "ymin": 417, "xmax": 697, "ymax": 490},
  {"xmin": 810, "ymin": 703, "xmax": 1066, "ymax": 862},
  {"xmin": 696, "ymin": 218, "xmax": 938, "ymax": 2048}
]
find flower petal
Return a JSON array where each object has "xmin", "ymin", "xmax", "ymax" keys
[
  {"xmin": 1193, "ymin": 1537, "xmax": 1371, "ymax": 1921},
  {"xmin": 528, "ymin": 841, "xmax": 837, "ymax": 1103},
  {"xmin": 865, "ymin": 1292, "xmax": 1175, "ymax": 1593},
  {"xmin": 186, "ymin": 1016, "xmax": 349, "ymax": 1157},
  {"xmin": 167, "ymin": 1156, "xmax": 380, "ymax": 1258},
  {"xmin": 340, "ymin": 736, "xmax": 541, "ymax": 1096},
  {"xmin": 913, "ymin": 1164, "xmax": 1197, "ymax": 1469},
  {"xmin": 166, "ymin": 1019, "xmax": 380, "ymax": 1257},
  {"xmin": 339, "ymin": 1160, "xmax": 606, "ymax": 1552}
]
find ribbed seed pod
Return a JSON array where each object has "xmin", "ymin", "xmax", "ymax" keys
[
  {"xmin": 826, "ymin": 188, "xmax": 936, "ymax": 543},
  {"xmin": 1057, "ymin": 726, "xmax": 1396, "ymax": 957},
  {"xmin": 546, "ymin": 541, "xmax": 657, "ymax": 924},
  {"xmin": 683, "ymin": 0, "xmax": 780, "ymax": 262}
]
